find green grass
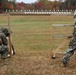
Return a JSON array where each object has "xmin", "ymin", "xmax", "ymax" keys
[
  {"xmin": 52, "ymin": 15, "xmax": 74, "ymax": 24},
  {"xmin": 10, "ymin": 15, "xmax": 51, "ymax": 51},
  {"xmin": 0, "ymin": 15, "xmax": 74, "ymax": 52}
]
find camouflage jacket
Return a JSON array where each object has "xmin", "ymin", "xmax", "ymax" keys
[
  {"xmin": 69, "ymin": 37, "xmax": 76, "ymax": 50},
  {"xmin": 0, "ymin": 32, "xmax": 8, "ymax": 46}
]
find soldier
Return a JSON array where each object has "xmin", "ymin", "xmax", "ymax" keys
[
  {"xmin": 61, "ymin": 11, "xmax": 76, "ymax": 66},
  {"xmin": 0, "ymin": 27, "xmax": 10, "ymax": 59}
]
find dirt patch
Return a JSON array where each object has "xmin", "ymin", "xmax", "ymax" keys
[{"xmin": 0, "ymin": 51, "xmax": 76, "ymax": 75}]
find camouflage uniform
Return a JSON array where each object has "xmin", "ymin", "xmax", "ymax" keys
[
  {"xmin": 0, "ymin": 27, "xmax": 10, "ymax": 59},
  {"xmin": 61, "ymin": 13, "xmax": 76, "ymax": 66},
  {"xmin": 61, "ymin": 33, "xmax": 76, "ymax": 66}
]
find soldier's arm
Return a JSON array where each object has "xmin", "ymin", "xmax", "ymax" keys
[
  {"xmin": 1, "ymin": 34, "xmax": 8, "ymax": 45},
  {"xmin": 69, "ymin": 37, "xmax": 76, "ymax": 46}
]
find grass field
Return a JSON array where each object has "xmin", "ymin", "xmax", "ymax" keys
[{"xmin": 0, "ymin": 15, "xmax": 76, "ymax": 75}]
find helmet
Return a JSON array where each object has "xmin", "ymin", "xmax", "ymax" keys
[{"xmin": 0, "ymin": 27, "xmax": 10, "ymax": 36}]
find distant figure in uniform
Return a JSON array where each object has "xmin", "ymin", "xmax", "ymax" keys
[
  {"xmin": 61, "ymin": 12, "xmax": 76, "ymax": 66},
  {"xmin": 0, "ymin": 27, "xmax": 10, "ymax": 59}
]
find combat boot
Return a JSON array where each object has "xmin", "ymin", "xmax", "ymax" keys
[
  {"xmin": 61, "ymin": 59, "xmax": 68, "ymax": 67},
  {"xmin": 1, "ymin": 52, "xmax": 9, "ymax": 59}
]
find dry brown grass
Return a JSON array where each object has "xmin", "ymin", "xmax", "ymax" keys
[{"xmin": 0, "ymin": 50, "xmax": 76, "ymax": 75}]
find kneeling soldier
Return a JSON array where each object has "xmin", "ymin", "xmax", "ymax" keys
[{"xmin": 0, "ymin": 27, "xmax": 10, "ymax": 59}]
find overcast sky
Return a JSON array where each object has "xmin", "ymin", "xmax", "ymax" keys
[
  {"xmin": 16, "ymin": 0, "xmax": 57, "ymax": 3},
  {"xmin": 16, "ymin": 0, "xmax": 37, "ymax": 3},
  {"xmin": 16, "ymin": 0, "xmax": 64, "ymax": 3}
]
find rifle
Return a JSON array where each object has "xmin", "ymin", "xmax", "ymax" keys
[
  {"xmin": 11, "ymin": 38, "xmax": 15, "ymax": 55},
  {"xmin": 8, "ymin": 14, "xmax": 15, "ymax": 57}
]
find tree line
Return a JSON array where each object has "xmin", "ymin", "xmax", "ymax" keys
[{"xmin": 0, "ymin": 0, "xmax": 76, "ymax": 11}]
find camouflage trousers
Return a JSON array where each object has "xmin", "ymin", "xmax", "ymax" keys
[
  {"xmin": 0, "ymin": 45, "xmax": 9, "ymax": 59},
  {"xmin": 61, "ymin": 48, "xmax": 75, "ymax": 64}
]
